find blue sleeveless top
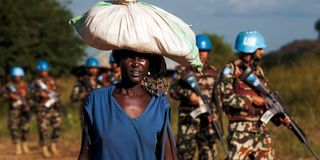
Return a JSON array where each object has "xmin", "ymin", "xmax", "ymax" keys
[{"xmin": 83, "ymin": 85, "xmax": 175, "ymax": 160}]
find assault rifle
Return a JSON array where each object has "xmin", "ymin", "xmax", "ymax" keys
[
  {"xmin": 240, "ymin": 67, "xmax": 320, "ymax": 160},
  {"xmin": 182, "ymin": 72, "xmax": 229, "ymax": 157}
]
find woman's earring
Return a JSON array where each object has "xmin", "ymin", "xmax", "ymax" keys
[{"xmin": 147, "ymin": 71, "xmax": 151, "ymax": 75}]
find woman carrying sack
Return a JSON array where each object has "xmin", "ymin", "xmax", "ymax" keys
[{"xmin": 71, "ymin": 0, "xmax": 202, "ymax": 159}]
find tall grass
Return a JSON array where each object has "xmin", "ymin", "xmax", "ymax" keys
[{"xmin": 264, "ymin": 55, "xmax": 320, "ymax": 159}]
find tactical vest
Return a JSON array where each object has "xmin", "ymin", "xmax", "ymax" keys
[
  {"xmin": 226, "ymin": 62, "xmax": 267, "ymax": 122},
  {"xmin": 6, "ymin": 81, "xmax": 29, "ymax": 108},
  {"xmin": 35, "ymin": 77, "xmax": 57, "ymax": 102}
]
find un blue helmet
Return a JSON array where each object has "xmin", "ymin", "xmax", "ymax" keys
[
  {"xmin": 10, "ymin": 67, "xmax": 25, "ymax": 77},
  {"xmin": 196, "ymin": 34, "xmax": 212, "ymax": 51},
  {"xmin": 109, "ymin": 52, "xmax": 115, "ymax": 63},
  {"xmin": 234, "ymin": 31, "xmax": 267, "ymax": 54},
  {"xmin": 36, "ymin": 60, "xmax": 50, "ymax": 71},
  {"xmin": 85, "ymin": 57, "xmax": 99, "ymax": 68}
]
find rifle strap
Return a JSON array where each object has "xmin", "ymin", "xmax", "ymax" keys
[
  {"xmin": 37, "ymin": 79, "xmax": 48, "ymax": 91},
  {"xmin": 8, "ymin": 84, "xmax": 16, "ymax": 93}
]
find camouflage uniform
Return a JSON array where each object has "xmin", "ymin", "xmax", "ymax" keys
[
  {"xmin": 3, "ymin": 81, "xmax": 31, "ymax": 144},
  {"xmin": 220, "ymin": 59, "xmax": 274, "ymax": 160},
  {"xmin": 99, "ymin": 69, "xmax": 121, "ymax": 86},
  {"xmin": 70, "ymin": 75, "xmax": 102, "ymax": 125},
  {"xmin": 32, "ymin": 76, "xmax": 62, "ymax": 147},
  {"xmin": 70, "ymin": 75, "xmax": 102, "ymax": 102},
  {"xmin": 169, "ymin": 64, "xmax": 219, "ymax": 160}
]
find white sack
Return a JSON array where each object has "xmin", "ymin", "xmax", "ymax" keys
[{"xmin": 70, "ymin": 0, "xmax": 202, "ymax": 70}]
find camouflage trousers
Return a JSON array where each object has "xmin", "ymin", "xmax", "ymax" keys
[
  {"xmin": 228, "ymin": 122, "xmax": 274, "ymax": 160},
  {"xmin": 36, "ymin": 106, "xmax": 62, "ymax": 146},
  {"xmin": 8, "ymin": 107, "xmax": 31, "ymax": 144},
  {"xmin": 176, "ymin": 113, "xmax": 217, "ymax": 160}
]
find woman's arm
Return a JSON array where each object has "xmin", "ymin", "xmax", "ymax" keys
[
  {"xmin": 164, "ymin": 128, "xmax": 179, "ymax": 160},
  {"xmin": 78, "ymin": 128, "xmax": 90, "ymax": 160},
  {"xmin": 78, "ymin": 96, "xmax": 92, "ymax": 160}
]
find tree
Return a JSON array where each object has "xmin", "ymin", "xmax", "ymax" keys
[
  {"xmin": 206, "ymin": 33, "xmax": 235, "ymax": 68},
  {"xmin": 315, "ymin": 19, "xmax": 320, "ymax": 39},
  {"xmin": 0, "ymin": 0, "xmax": 86, "ymax": 78}
]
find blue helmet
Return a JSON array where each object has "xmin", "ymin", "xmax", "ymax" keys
[
  {"xmin": 234, "ymin": 31, "xmax": 267, "ymax": 54},
  {"xmin": 10, "ymin": 67, "xmax": 25, "ymax": 77},
  {"xmin": 36, "ymin": 60, "xmax": 50, "ymax": 71},
  {"xmin": 85, "ymin": 57, "xmax": 99, "ymax": 68},
  {"xmin": 109, "ymin": 52, "xmax": 115, "ymax": 63},
  {"xmin": 196, "ymin": 34, "xmax": 212, "ymax": 51}
]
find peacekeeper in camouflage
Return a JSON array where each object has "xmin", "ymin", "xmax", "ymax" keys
[
  {"xmin": 99, "ymin": 53, "xmax": 121, "ymax": 86},
  {"xmin": 70, "ymin": 57, "xmax": 102, "ymax": 102},
  {"xmin": 32, "ymin": 60, "xmax": 62, "ymax": 158},
  {"xmin": 3, "ymin": 67, "xmax": 31, "ymax": 155},
  {"xmin": 70, "ymin": 57, "xmax": 102, "ymax": 128},
  {"xmin": 220, "ymin": 31, "xmax": 288, "ymax": 160},
  {"xmin": 169, "ymin": 34, "xmax": 219, "ymax": 160}
]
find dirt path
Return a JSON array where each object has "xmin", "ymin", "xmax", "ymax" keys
[{"xmin": 0, "ymin": 137, "xmax": 80, "ymax": 160}]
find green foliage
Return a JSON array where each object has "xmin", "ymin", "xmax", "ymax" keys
[
  {"xmin": 0, "ymin": 0, "xmax": 86, "ymax": 78},
  {"xmin": 205, "ymin": 33, "xmax": 236, "ymax": 68}
]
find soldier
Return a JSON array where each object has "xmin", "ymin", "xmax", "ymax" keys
[
  {"xmin": 32, "ymin": 60, "xmax": 62, "ymax": 158},
  {"xmin": 99, "ymin": 53, "xmax": 121, "ymax": 86},
  {"xmin": 70, "ymin": 57, "xmax": 102, "ymax": 102},
  {"xmin": 220, "ymin": 31, "xmax": 289, "ymax": 159},
  {"xmin": 169, "ymin": 34, "xmax": 219, "ymax": 160},
  {"xmin": 70, "ymin": 57, "xmax": 102, "ymax": 125},
  {"xmin": 3, "ymin": 67, "xmax": 31, "ymax": 155}
]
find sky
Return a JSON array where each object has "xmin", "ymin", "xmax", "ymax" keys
[{"xmin": 68, "ymin": 0, "xmax": 319, "ymax": 53}]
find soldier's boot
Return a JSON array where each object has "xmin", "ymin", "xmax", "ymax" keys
[
  {"xmin": 15, "ymin": 142, "xmax": 22, "ymax": 155},
  {"xmin": 22, "ymin": 142, "xmax": 30, "ymax": 153},
  {"xmin": 41, "ymin": 146, "xmax": 51, "ymax": 158},
  {"xmin": 50, "ymin": 143, "xmax": 59, "ymax": 155}
]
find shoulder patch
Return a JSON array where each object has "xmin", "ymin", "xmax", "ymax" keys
[{"xmin": 223, "ymin": 67, "xmax": 232, "ymax": 77}]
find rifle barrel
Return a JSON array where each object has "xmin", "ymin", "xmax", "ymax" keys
[{"xmin": 291, "ymin": 120, "xmax": 320, "ymax": 160}]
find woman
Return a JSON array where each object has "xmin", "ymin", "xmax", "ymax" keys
[{"xmin": 78, "ymin": 50, "xmax": 179, "ymax": 160}]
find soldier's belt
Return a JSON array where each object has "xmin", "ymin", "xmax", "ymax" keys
[{"xmin": 228, "ymin": 115, "xmax": 260, "ymax": 122}]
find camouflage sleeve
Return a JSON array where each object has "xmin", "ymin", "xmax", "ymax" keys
[
  {"xmin": 70, "ymin": 82, "xmax": 83, "ymax": 102},
  {"xmin": 169, "ymin": 79, "xmax": 192, "ymax": 100},
  {"xmin": 220, "ymin": 64, "xmax": 253, "ymax": 110}
]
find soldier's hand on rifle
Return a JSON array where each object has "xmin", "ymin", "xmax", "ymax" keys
[
  {"xmin": 280, "ymin": 116, "xmax": 291, "ymax": 128},
  {"xmin": 40, "ymin": 91, "xmax": 49, "ymax": 98},
  {"xmin": 9, "ymin": 93, "xmax": 19, "ymax": 101},
  {"xmin": 252, "ymin": 95, "xmax": 266, "ymax": 107},
  {"xmin": 189, "ymin": 92, "xmax": 199, "ymax": 105},
  {"xmin": 208, "ymin": 113, "xmax": 218, "ymax": 122}
]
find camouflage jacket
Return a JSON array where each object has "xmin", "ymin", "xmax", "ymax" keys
[
  {"xmin": 32, "ymin": 76, "xmax": 60, "ymax": 105},
  {"xmin": 220, "ymin": 59, "xmax": 269, "ymax": 123},
  {"xmin": 169, "ymin": 63, "xmax": 219, "ymax": 113},
  {"xmin": 70, "ymin": 75, "xmax": 102, "ymax": 102},
  {"xmin": 3, "ymin": 81, "xmax": 30, "ymax": 109},
  {"xmin": 99, "ymin": 69, "xmax": 121, "ymax": 87}
]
